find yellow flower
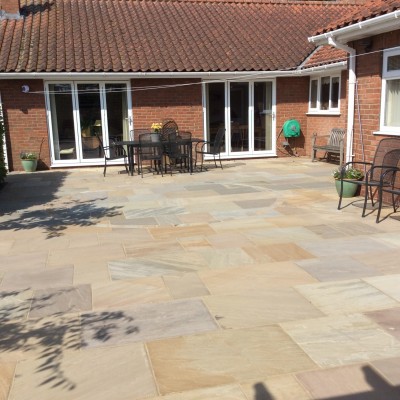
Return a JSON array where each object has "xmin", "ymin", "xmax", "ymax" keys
[{"xmin": 151, "ymin": 122, "xmax": 162, "ymax": 131}]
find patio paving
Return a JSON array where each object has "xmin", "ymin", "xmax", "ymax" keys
[{"xmin": 1, "ymin": 157, "xmax": 400, "ymax": 399}]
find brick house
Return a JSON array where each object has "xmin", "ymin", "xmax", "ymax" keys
[
  {"xmin": 309, "ymin": 0, "xmax": 400, "ymax": 165},
  {"xmin": 1, "ymin": 0, "xmax": 367, "ymax": 171}
]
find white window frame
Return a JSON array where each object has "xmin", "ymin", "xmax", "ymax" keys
[
  {"xmin": 378, "ymin": 46, "xmax": 400, "ymax": 135},
  {"xmin": 308, "ymin": 74, "xmax": 341, "ymax": 114}
]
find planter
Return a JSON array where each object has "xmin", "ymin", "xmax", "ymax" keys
[
  {"xmin": 21, "ymin": 159, "xmax": 38, "ymax": 172},
  {"xmin": 335, "ymin": 179, "xmax": 358, "ymax": 198}
]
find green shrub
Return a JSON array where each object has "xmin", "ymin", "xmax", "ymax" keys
[
  {"xmin": 20, "ymin": 151, "xmax": 38, "ymax": 160},
  {"xmin": 332, "ymin": 167, "xmax": 364, "ymax": 180}
]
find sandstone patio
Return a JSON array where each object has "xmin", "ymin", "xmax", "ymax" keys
[{"xmin": 1, "ymin": 158, "xmax": 400, "ymax": 399}]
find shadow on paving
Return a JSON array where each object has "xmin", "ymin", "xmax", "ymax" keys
[
  {"xmin": 0, "ymin": 171, "xmax": 122, "ymax": 238},
  {"xmin": 0, "ymin": 289, "xmax": 139, "ymax": 391},
  {"xmin": 252, "ymin": 366, "xmax": 400, "ymax": 399}
]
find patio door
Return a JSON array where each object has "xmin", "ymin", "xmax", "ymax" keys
[
  {"xmin": 204, "ymin": 80, "xmax": 275, "ymax": 158},
  {"xmin": 46, "ymin": 81, "xmax": 132, "ymax": 165}
]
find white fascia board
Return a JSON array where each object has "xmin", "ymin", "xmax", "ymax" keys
[
  {"xmin": 296, "ymin": 61, "xmax": 347, "ymax": 74},
  {"xmin": 0, "ymin": 71, "xmax": 299, "ymax": 80},
  {"xmin": 308, "ymin": 10, "xmax": 400, "ymax": 45}
]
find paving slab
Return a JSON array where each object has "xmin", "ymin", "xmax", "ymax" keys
[
  {"xmin": 82, "ymin": 298, "xmax": 218, "ymax": 347},
  {"xmin": 240, "ymin": 375, "xmax": 311, "ymax": 400},
  {"xmin": 295, "ymin": 279, "xmax": 399, "ymax": 315},
  {"xmin": 147, "ymin": 326, "xmax": 316, "ymax": 395},
  {"xmin": 29, "ymin": 284, "xmax": 92, "ymax": 318},
  {"xmin": 203, "ymin": 288, "xmax": 323, "ymax": 329},
  {"xmin": 9, "ymin": 344, "xmax": 157, "ymax": 400},
  {"xmin": 0, "ymin": 267, "xmax": 73, "ymax": 291},
  {"xmin": 282, "ymin": 313, "xmax": 400, "ymax": 367},
  {"xmin": 296, "ymin": 364, "xmax": 400, "ymax": 399}
]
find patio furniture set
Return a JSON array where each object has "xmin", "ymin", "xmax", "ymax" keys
[{"xmin": 96, "ymin": 119, "xmax": 226, "ymax": 178}]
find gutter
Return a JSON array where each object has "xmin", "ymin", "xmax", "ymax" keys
[
  {"xmin": 0, "ymin": 71, "xmax": 295, "ymax": 79},
  {"xmin": 0, "ymin": 67, "xmax": 346, "ymax": 80},
  {"xmin": 309, "ymin": 10, "xmax": 400, "ymax": 45},
  {"xmin": 327, "ymin": 37, "xmax": 356, "ymax": 164}
]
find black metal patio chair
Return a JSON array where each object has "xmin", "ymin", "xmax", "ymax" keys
[
  {"xmin": 164, "ymin": 131, "xmax": 192, "ymax": 175},
  {"xmin": 160, "ymin": 119, "xmax": 179, "ymax": 142},
  {"xmin": 337, "ymin": 137, "xmax": 400, "ymax": 217},
  {"xmin": 95, "ymin": 134, "xmax": 128, "ymax": 177},
  {"xmin": 376, "ymin": 166, "xmax": 400, "ymax": 222},
  {"xmin": 195, "ymin": 127, "xmax": 225, "ymax": 171},
  {"xmin": 138, "ymin": 132, "xmax": 164, "ymax": 178}
]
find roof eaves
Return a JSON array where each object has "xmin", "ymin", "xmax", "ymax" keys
[{"xmin": 309, "ymin": 9, "xmax": 400, "ymax": 45}]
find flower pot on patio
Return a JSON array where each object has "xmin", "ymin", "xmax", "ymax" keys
[
  {"xmin": 333, "ymin": 166, "xmax": 364, "ymax": 198},
  {"xmin": 334, "ymin": 179, "xmax": 358, "ymax": 197},
  {"xmin": 21, "ymin": 159, "xmax": 38, "ymax": 172},
  {"xmin": 20, "ymin": 152, "xmax": 38, "ymax": 172}
]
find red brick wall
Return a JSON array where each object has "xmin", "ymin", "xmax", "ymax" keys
[
  {"xmin": 276, "ymin": 76, "xmax": 309, "ymax": 157},
  {"xmin": 0, "ymin": 80, "xmax": 50, "ymax": 171},
  {"xmin": 131, "ymin": 78, "xmax": 204, "ymax": 140},
  {"xmin": 351, "ymin": 30, "xmax": 400, "ymax": 163}
]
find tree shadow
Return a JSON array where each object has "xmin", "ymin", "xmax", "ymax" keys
[
  {"xmin": 0, "ymin": 171, "xmax": 122, "ymax": 238},
  {"xmin": 0, "ymin": 289, "xmax": 139, "ymax": 391}
]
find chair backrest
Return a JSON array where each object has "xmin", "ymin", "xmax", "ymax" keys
[
  {"xmin": 165, "ymin": 131, "xmax": 192, "ymax": 158},
  {"xmin": 95, "ymin": 134, "xmax": 122, "ymax": 158},
  {"xmin": 161, "ymin": 119, "xmax": 178, "ymax": 141},
  {"xmin": 370, "ymin": 138, "xmax": 400, "ymax": 181},
  {"xmin": 139, "ymin": 132, "xmax": 163, "ymax": 159},
  {"xmin": 210, "ymin": 127, "xmax": 225, "ymax": 154},
  {"xmin": 327, "ymin": 128, "xmax": 345, "ymax": 147}
]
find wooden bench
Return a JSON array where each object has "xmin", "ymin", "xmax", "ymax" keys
[{"xmin": 311, "ymin": 128, "xmax": 345, "ymax": 166}]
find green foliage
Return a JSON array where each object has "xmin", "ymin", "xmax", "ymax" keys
[
  {"xmin": 333, "ymin": 166, "xmax": 364, "ymax": 180},
  {"xmin": 20, "ymin": 151, "xmax": 38, "ymax": 160},
  {"xmin": 0, "ymin": 112, "xmax": 8, "ymax": 183}
]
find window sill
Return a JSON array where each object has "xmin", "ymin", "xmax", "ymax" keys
[
  {"xmin": 373, "ymin": 130, "xmax": 400, "ymax": 136},
  {"xmin": 306, "ymin": 111, "xmax": 341, "ymax": 116}
]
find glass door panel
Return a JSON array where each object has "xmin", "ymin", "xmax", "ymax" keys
[
  {"xmin": 48, "ymin": 84, "xmax": 76, "ymax": 160},
  {"xmin": 230, "ymin": 82, "xmax": 249, "ymax": 152},
  {"xmin": 254, "ymin": 82, "xmax": 273, "ymax": 151},
  {"xmin": 77, "ymin": 83, "xmax": 102, "ymax": 159},
  {"xmin": 105, "ymin": 83, "xmax": 129, "ymax": 144},
  {"xmin": 206, "ymin": 82, "xmax": 226, "ymax": 152}
]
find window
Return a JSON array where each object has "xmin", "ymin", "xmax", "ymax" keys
[
  {"xmin": 381, "ymin": 47, "xmax": 400, "ymax": 133},
  {"xmin": 309, "ymin": 75, "xmax": 340, "ymax": 112}
]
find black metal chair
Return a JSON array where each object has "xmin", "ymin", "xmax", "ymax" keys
[
  {"xmin": 195, "ymin": 127, "xmax": 225, "ymax": 171},
  {"xmin": 160, "ymin": 119, "xmax": 179, "ymax": 142},
  {"xmin": 164, "ymin": 131, "xmax": 192, "ymax": 175},
  {"xmin": 138, "ymin": 132, "xmax": 164, "ymax": 178},
  {"xmin": 376, "ymin": 166, "xmax": 400, "ymax": 222},
  {"xmin": 337, "ymin": 138, "xmax": 400, "ymax": 217},
  {"xmin": 95, "ymin": 134, "xmax": 128, "ymax": 177}
]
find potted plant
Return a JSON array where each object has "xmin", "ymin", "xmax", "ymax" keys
[
  {"xmin": 151, "ymin": 122, "xmax": 162, "ymax": 133},
  {"xmin": 333, "ymin": 166, "xmax": 364, "ymax": 197},
  {"xmin": 20, "ymin": 151, "xmax": 38, "ymax": 172}
]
